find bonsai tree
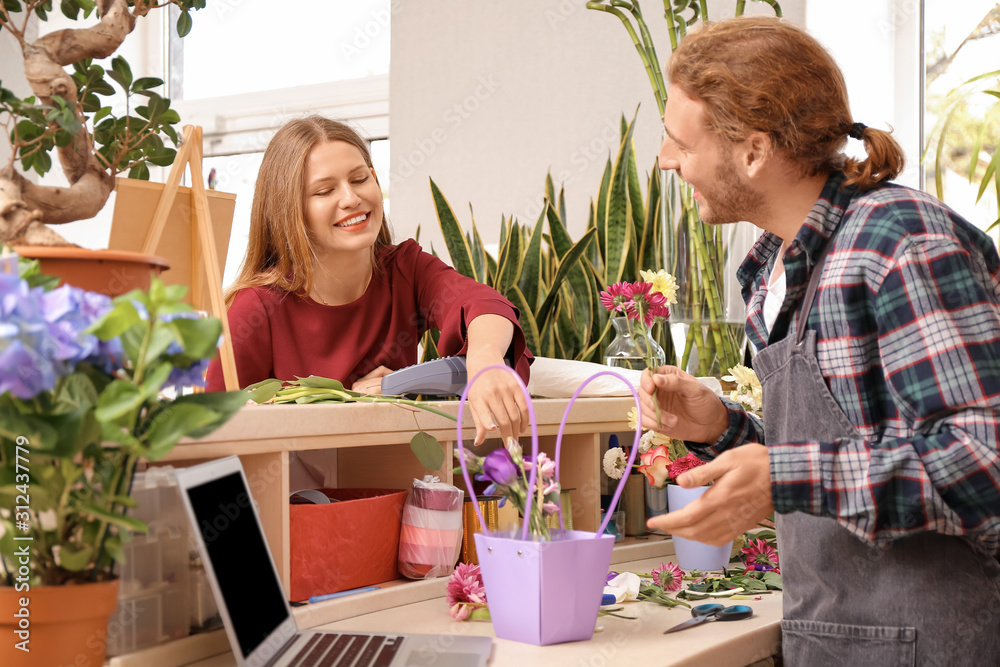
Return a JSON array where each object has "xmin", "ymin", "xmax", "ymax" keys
[{"xmin": 0, "ymin": 0, "xmax": 207, "ymax": 246}]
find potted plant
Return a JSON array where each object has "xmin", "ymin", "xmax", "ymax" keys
[
  {"xmin": 0, "ymin": 0, "xmax": 213, "ymax": 293},
  {"xmin": 0, "ymin": 253, "xmax": 249, "ymax": 666}
]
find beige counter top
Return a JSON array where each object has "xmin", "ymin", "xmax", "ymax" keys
[{"xmin": 172, "ymin": 552, "xmax": 781, "ymax": 667}]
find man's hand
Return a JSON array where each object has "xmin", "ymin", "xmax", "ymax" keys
[
  {"xmin": 647, "ymin": 444, "xmax": 774, "ymax": 545},
  {"xmin": 352, "ymin": 365, "xmax": 392, "ymax": 394},
  {"xmin": 640, "ymin": 366, "xmax": 729, "ymax": 444}
]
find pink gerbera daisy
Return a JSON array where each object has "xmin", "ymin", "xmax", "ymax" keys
[
  {"xmin": 600, "ymin": 281, "xmax": 633, "ymax": 314},
  {"xmin": 626, "ymin": 282, "xmax": 668, "ymax": 326},
  {"xmin": 651, "ymin": 562, "xmax": 685, "ymax": 592},
  {"xmin": 447, "ymin": 563, "xmax": 487, "ymax": 620},
  {"xmin": 740, "ymin": 538, "xmax": 779, "ymax": 574}
]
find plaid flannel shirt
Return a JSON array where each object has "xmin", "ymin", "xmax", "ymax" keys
[{"xmin": 700, "ymin": 172, "xmax": 1000, "ymax": 555}]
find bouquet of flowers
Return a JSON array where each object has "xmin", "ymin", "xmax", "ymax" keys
[
  {"xmin": 603, "ymin": 407, "xmax": 705, "ymax": 488},
  {"xmin": 458, "ymin": 438, "xmax": 560, "ymax": 539},
  {"xmin": 601, "ymin": 269, "xmax": 677, "ymax": 425},
  {"xmin": 600, "ymin": 269, "xmax": 678, "ymax": 367}
]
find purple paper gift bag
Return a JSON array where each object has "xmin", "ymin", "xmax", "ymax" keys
[{"xmin": 458, "ymin": 368, "xmax": 641, "ymax": 646}]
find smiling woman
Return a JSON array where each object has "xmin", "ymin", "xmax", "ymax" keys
[{"xmin": 205, "ymin": 116, "xmax": 534, "ymax": 446}]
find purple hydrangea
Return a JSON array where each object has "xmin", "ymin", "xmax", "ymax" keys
[
  {"xmin": 1, "ymin": 274, "xmax": 118, "ymax": 399},
  {"xmin": 1, "ymin": 272, "xmax": 57, "ymax": 398}
]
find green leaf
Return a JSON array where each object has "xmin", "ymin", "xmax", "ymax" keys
[
  {"xmin": 536, "ymin": 227, "xmax": 597, "ymax": 332},
  {"xmin": 176, "ymin": 10, "xmax": 193, "ymax": 37},
  {"xmin": 169, "ymin": 316, "xmax": 222, "ymax": 358},
  {"xmin": 517, "ymin": 213, "xmax": 545, "ymax": 310},
  {"xmin": 170, "ymin": 391, "xmax": 248, "ymax": 439},
  {"xmin": 546, "ymin": 202, "xmax": 573, "ymax": 259},
  {"xmin": 143, "ymin": 403, "xmax": 220, "ymax": 459},
  {"xmin": 94, "ymin": 380, "xmax": 144, "ymax": 422},
  {"xmin": 128, "ymin": 162, "xmax": 150, "ymax": 180},
  {"xmin": 79, "ymin": 504, "xmax": 147, "ymax": 532},
  {"xmin": 506, "ymin": 286, "xmax": 540, "ymax": 355},
  {"xmin": 138, "ymin": 362, "xmax": 172, "ymax": 400},
  {"xmin": 109, "ymin": 56, "xmax": 133, "ymax": 90},
  {"xmin": 0, "ymin": 408, "xmax": 58, "ymax": 451},
  {"xmin": 595, "ymin": 158, "xmax": 613, "ymax": 267},
  {"xmin": 56, "ymin": 544, "xmax": 94, "ymax": 572},
  {"xmin": 87, "ymin": 299, "xmax": 143, "ymax": 341},
  {"xmin": 147, "ymin": 147, "xmax": 177, "ymax": 167},
  {"xmin": 245, "ymin": 378, "xmax": 283, "ymax": 403},
  {"xmin": 410, "ymin": 431, "xmax": 445, "ymax": 471},
  {"xmin": 431, "ymin": 178, "xmax": 477, "ymax": 279},
  {"xmin": 495, "ymin": 220, "xmax": 523, "ymax": 296},
  {"xmin": 604, "ymin": 117, "xmax": 637, "ymax": 285},
  {"xmin": 293, "ymin": 376, "xmax": 348, "ymax": 390},
  {"xmin": 131, "ymin": 76, "xmax": 164, "ymax": 94}
]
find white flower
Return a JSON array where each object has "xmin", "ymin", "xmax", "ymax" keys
[
  {"xmin": 724, "ymin": 364, "xmax": 759, "ymax": 389},
  {"xmin": 734, "ymin": 392, "xmax": 762, "ymax": 414},
  {"xmin": 627, "ymin": 407, "xmax": 640, "ymax": 431},
  {"xmin": 603, "ymin": 447, "xmax": 628, "ymax": 479},
  {"xmin": 639, "ymin": 430, "xmax": 656, "ymax": 454},
  {"xmin": 638, "ymin": 428, "xmax": 671, "ymax": 454}
]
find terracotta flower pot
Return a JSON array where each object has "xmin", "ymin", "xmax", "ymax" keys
[
  {"xmin": 0, "ymin": 579, "xmax": 120, "ymax": 666},
  {"xmin": 13, "ymin": 245, "xmax": 169, "ymax": 297}
]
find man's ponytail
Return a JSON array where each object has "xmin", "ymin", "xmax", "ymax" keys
[{"xmin": 843, "ymin": 126, "xmax": 906, "ymax": 191}]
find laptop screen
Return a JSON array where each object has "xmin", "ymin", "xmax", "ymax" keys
[{"xmin": 186, "ymin": 471, "xmax": 290, "ymax": 659}]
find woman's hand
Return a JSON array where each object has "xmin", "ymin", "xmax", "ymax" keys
[
  {"xmin": 466, "ymin": 350, "xmax": 528, "ymax": 445},
  {"xmin": 465, "ymin": 314, "xmax": 528, "ymax": 445},
  {"xmin": 352, "ymin": 365, "xmax": 393, "ymax": 394},
  {"xmin": 639, "ymin": 365, "xmax": 729, "ymax": 444}
]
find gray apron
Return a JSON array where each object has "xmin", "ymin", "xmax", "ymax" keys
[{"xmin": 752, "ymin": 242, "xmax": 1000, "ymax": 666}]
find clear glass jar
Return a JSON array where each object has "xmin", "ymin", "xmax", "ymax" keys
[{"xmin": 603, "ymin": 316, "xmax": 666, "ymax": 371}]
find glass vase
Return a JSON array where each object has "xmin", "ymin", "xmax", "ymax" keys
[
  {"xmin": 603, "ymin": 316, "xmax": 666, "ymax": 372},
  {"xmin": 662, "ymin": 170, "xmax": 758, "ymax": 377}
]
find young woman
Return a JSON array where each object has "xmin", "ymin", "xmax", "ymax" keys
[{"xmin": 206, "ymin": 116, "xmax": 532, "ymax": 445}]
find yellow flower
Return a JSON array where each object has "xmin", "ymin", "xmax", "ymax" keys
[
  {"xmin": 627, "ymin": 406, "xmax": 639, "ymax": 431},
  {"xmin": 639, "ymin": 268, "xmax": 679, "ymax": 305}
]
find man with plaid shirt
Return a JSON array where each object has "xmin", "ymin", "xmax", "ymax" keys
[{"xmin": 638, "ymin": 16, "xmax": 1000, "ymax": 667}]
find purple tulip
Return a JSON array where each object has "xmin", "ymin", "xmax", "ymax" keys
[{"xmin": 481, "ymin": 448, "xmax": 520, "ymax": 489}]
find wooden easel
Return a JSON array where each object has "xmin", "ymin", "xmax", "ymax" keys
[{"xmin": 140, "ymin": 125, "xmax": 240, "ymax": 391}]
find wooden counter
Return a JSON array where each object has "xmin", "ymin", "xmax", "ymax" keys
[
  {"xmin": 109, "ymin": 544, "xmax": 782, "ymax": 667},
  {"xmin": 109, "ymin": 397, "xmax": 783, "ymax": 666},
  {"xmin": 159, "ymin": 397, "xmax": 636, "ymax": 598}
]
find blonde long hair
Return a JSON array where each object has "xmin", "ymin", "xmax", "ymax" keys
[{"xmin": 224, "ymin": 116, "xmax": 393, "ymax": 306}]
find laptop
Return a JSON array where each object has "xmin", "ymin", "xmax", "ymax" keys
[{"xmin": 176, "ymin": 456, "xmax": 494, "ymax": 667}]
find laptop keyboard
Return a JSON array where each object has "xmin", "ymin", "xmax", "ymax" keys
[{"xmin": 287, "ymin": 633, "xmax": 404, "ymax": 667}]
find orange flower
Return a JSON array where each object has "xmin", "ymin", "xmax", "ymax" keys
[{"xmin": 637, "ymin": 444, "xmax": 671, "ymax": 488}]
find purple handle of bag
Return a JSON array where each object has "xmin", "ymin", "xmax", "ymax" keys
[{"xmin": 456, "ymin": 365, "xmax": 642, "ymax": 541}]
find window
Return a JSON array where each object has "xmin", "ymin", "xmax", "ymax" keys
[
  {"xmin": 923, "ymin": 1, "xmax": 1000, "ymax": 233},
  {"xmin": 168, "ymin": 1, "xmax": 392, "ymax": 287}
]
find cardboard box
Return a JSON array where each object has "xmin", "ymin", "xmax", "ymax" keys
[{"xmin": 289, "ymin": 488, "xmax": 408, "ymax": 601}]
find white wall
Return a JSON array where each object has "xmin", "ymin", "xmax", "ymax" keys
[
  {"xmin": 806, "ymin": 0, "xmax": 923, "ymax": 188},
  {"xmin": 389, "ymin": 1, "xmax": 805, "ymax": 255}
]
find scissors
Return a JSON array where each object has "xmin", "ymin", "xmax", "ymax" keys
[{"xmin": 663, "ymin": 603, "xmax": 754, "ymax": 634}]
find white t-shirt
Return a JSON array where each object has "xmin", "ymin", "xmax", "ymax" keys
[{"xmin": 763, "ymin": 270, "xmax": 786, "ymax": 334}]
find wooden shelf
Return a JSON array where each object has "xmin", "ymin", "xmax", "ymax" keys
[{"xmin": 126, "ymin": 397, "xmax": 648, "ymax": 665}]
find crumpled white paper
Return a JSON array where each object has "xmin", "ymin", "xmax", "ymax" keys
[{"xmin": 603, "ymin": 571, "xmax": 641, "ymax": 603}]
